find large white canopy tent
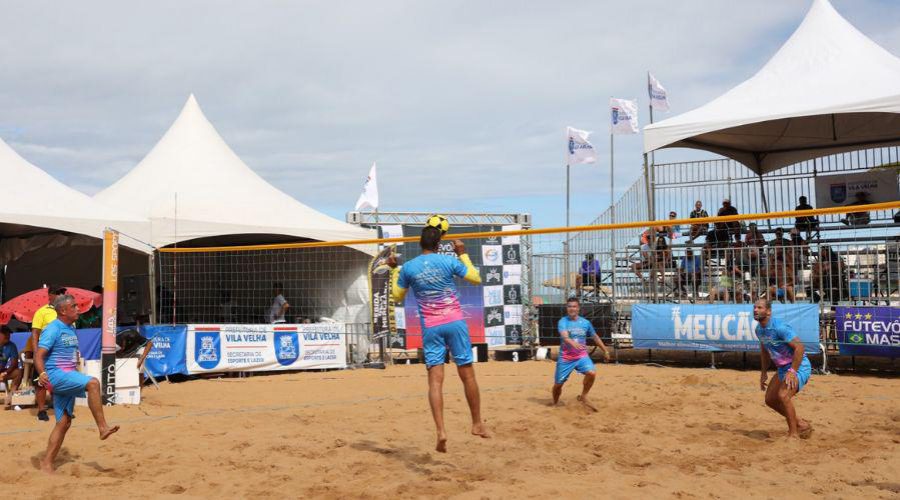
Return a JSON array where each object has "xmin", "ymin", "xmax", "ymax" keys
[
  {"xmin": 0, "ymin": 138, "xmax": 149, "ymax": 300},
  {"xmin": 95, "ymin": 95, "xmax": 375, "ymax": 326},
  {"xmin": 643, "ymin": 0, "xmax": 900, "ymax": 175}
]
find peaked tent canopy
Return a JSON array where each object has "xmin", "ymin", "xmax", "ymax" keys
[
  {"xmin": 94, "ymin": 95, "xmax": 374, "ymax": 248},
  {"xmin": 0, "ymin": 137, "xmax": 148, "ymax": 252},
  {"xmin": 643, "ymin": 0, "xmax": 900, "ymax": 175}
]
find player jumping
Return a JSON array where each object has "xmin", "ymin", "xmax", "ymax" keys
[
  {"xmin": 388, "ymin": 216, "xmax": 489, "ymax": 452},
  {"xmin": 552, "ymin": 297, "xmax": 610, "ymax": 411}
]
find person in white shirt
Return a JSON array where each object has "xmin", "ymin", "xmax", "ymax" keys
[{"xmin": 267, "ymin": 283, "xmax": 290, "ymax": 324}]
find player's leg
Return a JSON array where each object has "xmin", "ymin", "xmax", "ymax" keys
[
  {"xmin": 36, "ymin": 385, "xmax": 48, "ymax": 420},
  {"xmin": 84, "ymin": 378, "xmax": 119, "ymax": 440},
  {"xmin": 3, "ymin": 367, "xmax": 22, "ymax": 407},
  {"xmin": 41, "ymin": 408, "xmax": 72, "ymax": 473},
  {"xmin": 445, "ymin": 321, "xmax": 489, "ymax": 439},
  {"xmin": 552, "ymin": 356, "xmax": 577, "ymax": 405},
  {"xmin": 423, "ymin": 326, "xmax": 448, "ymax": 452},
  {"xmin": 574, "ymin": 357, "xmax": 598, "ymax": 411}
]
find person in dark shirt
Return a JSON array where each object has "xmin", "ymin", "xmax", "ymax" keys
[
  {"xmin": 717, "ymin": 198, "xmax": 741, "ymax": 243},
  {"xmin": 116, "ymin": 329, "xmax": 154, "ymax": 374},
  {"xmin": 794, "ymin": 196, "xmax": 819, "ymax": 239},
  {"xmin": 0, "ymin": 326, "xmax": 22, "ymax": 408}
]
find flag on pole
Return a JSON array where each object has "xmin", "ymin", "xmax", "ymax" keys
[
  {"xmin": 648, "ymin": 72, "xmax": 669, "ymax": 112},
  {"xmin": 354, "ymin": 161, "xmax": 379, "ymax": 211},
  {"xmin": 610, "ymin": 98, "xmax": 639, "ymax": 135},
  {"xmin": 566, "ymin": 126, "xmax": 597, "ymax": 165}
]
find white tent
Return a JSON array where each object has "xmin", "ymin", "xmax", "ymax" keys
[
  {"xmin": 0, "ymin": 138, "xmax": 150, "ymax": 297},
  {"xmin": 643, "ymin": 0, "xmax": 900, "ymax": 174},
  {"xmin": 94, "ymin": 94, "xmax": 374, "ymax": 248}
]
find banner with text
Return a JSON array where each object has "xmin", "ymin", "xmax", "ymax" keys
[
  {"xmin": 143, "ymin": 325, "xmax": 189, "ymax": 377},
  {"xmin": 836, "ymin": 306, "xmax": 899, "ymax": 357},
  {"xmin": 186, "ymin": 323, "xmax": 347, "ymax": 374},
  {"xmin": 814, "ymin": 169, "xmax": 899, "ymax": 209},
  {"xmin": 632, "ymin": 304, "xmax": 820, "ymax": 352}
]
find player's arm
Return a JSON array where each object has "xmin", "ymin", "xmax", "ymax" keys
[
  {"xmin": 559, "ymin": 330, "xmax": 583, "ymax": 351},
  {"xmin": 34, "ymin": 347, "xmax": 49, "ymax": 387},
  {"xmin": 387, "ymin": 255, "xmax": 408, "ymax": 302},
  {"xmin": 591, "ymin": 333, "xmax": 611, "ymax": 361},
  {"xmin": 453, "ymin": 240, "xmax": 481, "ymax": 284},
  {"xmin": 785, "ymin": 334, "xmax": 805, "ymax": 391},
  {"xmin": 758, "ymin": 341, "xmax": 771, "ymax": 390}
]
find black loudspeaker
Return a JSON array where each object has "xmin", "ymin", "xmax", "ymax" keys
[
  {"xmin": 537, "ymin": 304, "xmax": 614, "ymax": 346},
  {"xmin": 118, "ymin": 275, "xmax": 151, "ymax": 325},
  {"xmin": 472, "ymin": 343, "xmax": 489, "ymax": 363}
]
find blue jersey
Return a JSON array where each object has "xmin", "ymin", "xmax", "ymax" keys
[
  {"xmin": 558, "ymin": 316, "xmax": 595, "ymax": 361},
  {"xmin": 398, "ymin": 253, "xmax": 468, "ymax": 328},
  {"xmin": 755, "ymin": 317, "xmax": 806, "ymax": 368},
  {"xmin": 37, "ymin": 319, "xmax": 80, "ymax": 374}
]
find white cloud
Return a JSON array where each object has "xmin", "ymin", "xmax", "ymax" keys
[{"xmin": 0, "ymin": 0, "xmax": 896, "ymax": 226}]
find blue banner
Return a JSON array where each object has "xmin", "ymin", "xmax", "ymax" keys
[
  {"xmin": 11, "ymin": 328, "xmax": 102, "ymax": 360},
  {"xmin": 836, "ymin": 307, "xmax": 899, "ymax": 357},
  {"xmin": 143, "ymin": 325, "xmax": 189, "ymax": 376},
  {"xmin": 632, "ymin": 303, "xmax": 820, "ymax": 353}
]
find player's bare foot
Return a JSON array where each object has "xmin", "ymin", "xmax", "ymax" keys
[
  {"xmin": 435, "ymin": 433, "xmax": 448, "ymax": 453},
  {"xmin": 99, "ymin": 425, "xmax": 120, "ymax": 440},
  {"xmin": 471, "ymin": 422, "xmax": 491, "ymax": 438},
  {"xmin": 577, "ymin": 395, "xmax": 598, "ymax": 412},
  {"xmin": 798, "ymin": 420, "xmax": 813, "ymax": 439},
  {"xmin": 40, "ymin": 461, "xmax": 55, "ymax": 475}
]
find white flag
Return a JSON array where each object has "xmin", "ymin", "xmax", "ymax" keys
[
  {"xmin": 566, "ymin": 126, "xmax": 597, "ymax": 165},
  {"xmin": 354, "ymin": 162, "xmax": 379, "ymax": 211},
  {"xmin": 610, "ymin": 98, "xmax": 639, "ymax": 135},
  {"xmin": 648, "ymin": 72, "xmax": 669, "ymax": 112}
]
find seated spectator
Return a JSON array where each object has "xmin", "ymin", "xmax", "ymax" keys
[
  {"xmin": 688, "ymin": 200, "xmax": 709, "ymax": 243},
  {"xmin": 789, "ymin": 228, "xmax": 810, "ymax": 271},
  {"xmin": 744, "ymin": 222, "xmax": 766, "ymax": 247},
  {"xmin": 677, "ymin": 248, "xmax": 703, "ymax": 298},
  {"xmin": 633, "ymin": 233, "xmax": 672, "ymax": 280},
  {"xmin": 577, "ymin": 253, "xmax": 601, "ymax": 295},
  {"xmin": 0, "ymin": 326, "xmax": 22, "ymax": 409},
  {"xmin": 794, "ymin": 196, "xmax": 819, "ymax": 238},
  {"xmin": 767, "ymin": 227, "xmax": 792, "ymax": 261},
  {"xmin": 841, "ymin": 191, "xmax": 872, "ymax": 226},
  {"xmin": 717, "ymin": 198, "xmax": 741, "ymax": 242},
  {"xmin": 810, "ymin": 245, "xmax": 849, "ymax": 303},
  {"xmin": 709, "ymin": 263, "xmax": 740, "ymax": 303},
  {"xmin": 667, "ymin": 211, "xmax": 682, "ymax": 240}
]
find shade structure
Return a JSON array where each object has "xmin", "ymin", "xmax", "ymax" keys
[
  {"xmin": 0, "ymin": 287, "xmax": 101, "ymax": 325},
  {"xmin": 94, "ymin": 94, "xmax": 374, "ymax": 248},
  {"xmin": 643, "ymin": 0, "xmax": 900, "ymax": 174}
]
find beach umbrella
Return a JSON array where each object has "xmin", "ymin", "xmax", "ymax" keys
[{"xmin": 0, "ymin": 287, "xmax": 102, "ymax": 325}]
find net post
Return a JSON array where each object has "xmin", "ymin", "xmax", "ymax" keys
[{"xmin": 101, "ymin": 229, "xmax": 120, "ymax": 405}]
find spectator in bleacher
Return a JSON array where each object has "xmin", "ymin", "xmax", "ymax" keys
[
  {"xmin": 794, "ymin": 196, "xmax": 819, "ymax": 239},
  {"xmin": 632, "ymin": 231, "xmax": 671, "ymax": 280},
  {"xmin": 688, "ymin": 200, "xmax": 709, "ymax": 243},
  {"xmin": 577, "ymin": 253, "xmax": 601, "ymax": 296},
  {"xmin": 810, "ymin": 245, "xmax": 848, "ymax": 303},
  {"xmin": 744, "ymin": 222, "xmax": 766, "ymax": 274},
  {"xmin": 677, "ymin": 248, "xmax": 703, "ymax": 299},
  {"xmin": 789, "ymin": 228, "xmax": 810, "ymax": 271},
  {"xmin": 709, "ymin": 261, "xmax": 740, "ymax": 303},
  {"xmin": 0, "ymin": 326, "xmax": 22, "ymax": 409},
  {"xmin": 667, "ymin": 211, "xmax": 682, "ymax": 240},
  {"xmin": 717, "ymin": 198, "xmax": 741, "ymax": 242},
  {"xmin": 840, "ymin": 191, "xmax": 872, "ymax": 226}
]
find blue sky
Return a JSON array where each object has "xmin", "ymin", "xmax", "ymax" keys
[{"xmin": 1, "ymin": 0, "xmax": 898, "ymax": 229}]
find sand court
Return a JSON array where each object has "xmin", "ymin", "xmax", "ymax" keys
[{"xmin": 1, "ymin": 362, "xmax": 897, "ymax": 498}]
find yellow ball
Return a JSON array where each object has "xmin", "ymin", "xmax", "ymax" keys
[{"xmin": 426, "ymin": 214, "xmax": 450, "ymax": 234}]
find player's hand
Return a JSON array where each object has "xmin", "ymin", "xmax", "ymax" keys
[
  {"xmin": 38, "ymin": 371, "xmax": 49, "ymax": 387},
  {"xmin": 603, "ymin": 351, "xmax": 611, "ymax": 363},
  {"xmin": 759, "ymin": 372, "xmax": 768, "ymax": 391},
  {"xmin": 453, "ymin": 240, "xmax": 466, "ymax": 256},
  {"xmin": 785, "ymin": 371, "xmax": 798, "ymax": 391},
  {"xmin": 386, "ymin": 254, "xmax": 399, "ymax": 269}
]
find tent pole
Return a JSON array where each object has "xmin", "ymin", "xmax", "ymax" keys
[{"xmin": 148, "ymin": 252, "xmax": 157, "ymax": 324}]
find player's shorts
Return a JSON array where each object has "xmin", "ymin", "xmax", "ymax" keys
[
  {"xmin": 423, "ymin": 320, "xmax": 473, "ymax": 368},
  {"xmin": 554, "ymin": 355, "xmax": 595, "ymax": 385},
  {"xmin": 777, "ymin": 357, "xmax": 811, "ymax": 393},
  {"xmin": 46, "ymin": 370, "xmax": 93, "ymax": 421}
]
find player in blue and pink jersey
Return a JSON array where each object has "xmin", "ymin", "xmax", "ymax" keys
[
  {"xmin": 552, "ymin": 297, "xmax": 610, "ymax": 411},
  {"xmin": 753, "ymin": 299, "xmax": 812, "ymax": 439},
  {"xmin": 35, "ymin": 294, "xmax": 119, "ymax": 473},
  {"xmin": 388, "ymin": 224, "xmax": 488, "ymax": 453}
]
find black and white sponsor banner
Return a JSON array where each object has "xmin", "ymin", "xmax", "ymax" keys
[
  {"xmin": 481, "ymin": 225, "xmax": 523, "ymax": 345},
  {"xmin": 368, "ymin": 245, "xmax": 396, "ymax": 340},
  {"xmin": 187, "ymin": 323, "xmax": 347, "ymax": 373}
]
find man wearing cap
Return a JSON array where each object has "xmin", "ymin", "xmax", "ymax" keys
[{"xmin": 25, "ymin": 285, "xmax": 66, "ymax": 421}]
